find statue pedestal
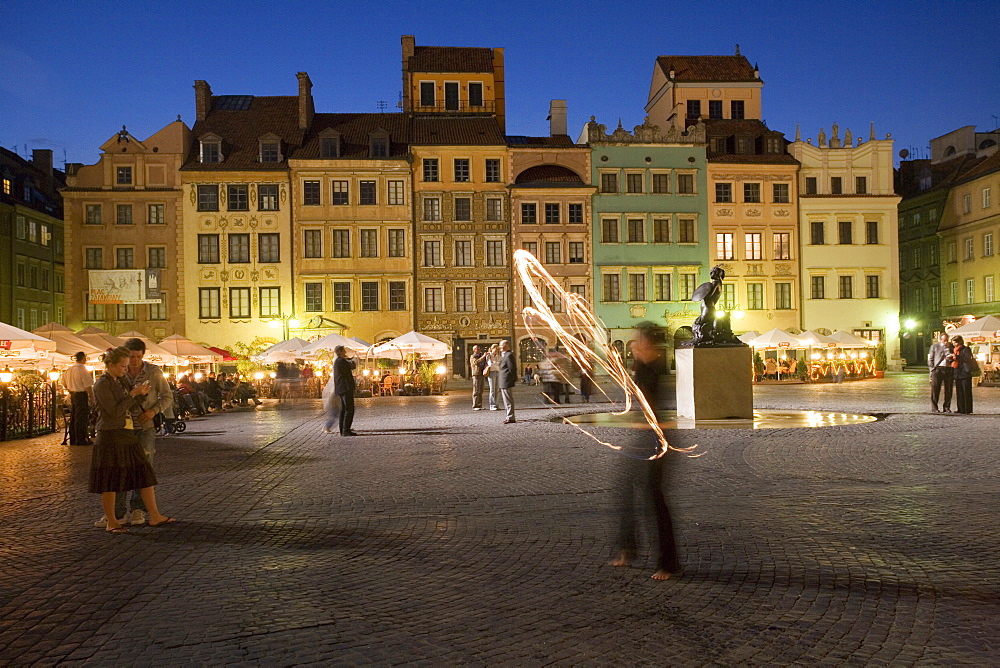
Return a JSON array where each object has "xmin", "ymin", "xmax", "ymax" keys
[{"xmin": 675, "ymin": 347, "xmax": 753, "ymax": 420}]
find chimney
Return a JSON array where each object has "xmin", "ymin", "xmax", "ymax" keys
[
  {"xmin": 194, "ymin": 80, "xmax": 212, "ymax": 121},
  {"xmin": 32, "ymin": 149, "xmax": 53, "ymax": 193},
  {"xmin": 297, "ymin": 72, "xmax": 314, "ymax": 130},
  {"xmin": 401, "ymin": 35, "xmax": 415, "ymax": 113},
  {"xmin": 492, "ymin": 47, "xmax": 506, "ymax": 134},
  {"xmin": 548, "ymin": 100, "xmax": 567, "ymax": 137}
]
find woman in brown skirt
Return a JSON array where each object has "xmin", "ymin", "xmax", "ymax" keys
[{"xmin": 91, "ymin": 346, "xmax": 175, "ymax": 534}]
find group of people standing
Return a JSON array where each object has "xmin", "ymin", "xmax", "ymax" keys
[
  {"xmin": 468, "ymin": 341, "xmax": 518, "ymax": 423},
  {"xmin": 928, "ymin": 332, "xmax": 978, "ymax": 414}
]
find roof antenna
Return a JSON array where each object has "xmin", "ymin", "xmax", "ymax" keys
[{"xmin": 376, "ymin": 100, "xmax": 387, "ymax": 113}]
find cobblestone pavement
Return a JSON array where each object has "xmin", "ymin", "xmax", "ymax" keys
[{"xmin": 1, "ymin": 372, "xmax": 998, "ymax": 665}]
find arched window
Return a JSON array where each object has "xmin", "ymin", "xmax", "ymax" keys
[{"xmin": 519, "ymin": 337, "xmax": 545, "ymax": 363}]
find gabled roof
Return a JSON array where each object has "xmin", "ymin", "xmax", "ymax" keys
[
  {"xmin": 506, "ymin": 135, "xmax": 579, "ymax": 148},
  {"xmin": 513, "ymin": 164, "xmax": 585, "ymax": 185},
  {"xmin": 704, "ymin": 119, "xmax": 782, "ymax": 137},
  {"xmin": 410, "ymin": 117, "xmax": 505, "ymax": 146},
  {"xmin": 897, "ymin": 153, "xmax": 990, "ymax": 199},
  {"xmin": 656, "ymin": 55, "xmax": 759, "ymax": 83},
  {"xmin": 408, "ymin": 46, "xmax": 494, "ymax": 73},
  {"xmin": 293, "ymin": 113, "xmax": 410, "ymax": 159},
  {"xmin": 182, "ymin": 96, "xmax": 303, "ymax": 171},
  {"xmin": 953, "ymin": 150, "xmax": 1000, "ymax": 186}
]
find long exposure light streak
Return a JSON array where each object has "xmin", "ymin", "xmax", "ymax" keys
[{"xmin": 514, "ymin": 249, "xmax": 697, "ymax": 459}]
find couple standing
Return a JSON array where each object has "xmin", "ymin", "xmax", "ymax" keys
[
  {"xmin": 470, "ymin": 340, "xmax": 517, "ymax": 424},
  {"xmin": 323, "ymin": 345, "xmax": 358, "ymax": 436},
  {"xmin": 928, "ymin": 332, "xmax": 977, "ymax": 414}
]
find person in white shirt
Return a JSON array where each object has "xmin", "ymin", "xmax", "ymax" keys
[{"xmin": 62, "ymin": 352, "xmax": 94, "ymax": 446}]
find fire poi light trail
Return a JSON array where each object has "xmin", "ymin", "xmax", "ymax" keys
[{"xmin": 513, "ymin": 249, "xmax": 697, "ymax": 460}]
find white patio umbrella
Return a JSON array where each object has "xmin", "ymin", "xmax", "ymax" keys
[
  {"xmin": 948, "ymin": 315, "xmax": 1000, "ymax": 339},
  {"xmin": 371, "ymin": 331, "xmax": 451, "ymax": 360},
  {"xmin": 736, "ymin": 331, "xmax": 759, "ymax": 344},
  {"xmin": 299, "ymin": 333, "xmax": 368, "ymax": 356},
  {"xmin": 254, "ymin": 337, "xmax": 311, "ymax": 364},
  {"xmin": 32, "ymin": 323, "xmax": 104, "ymax": 361},
  {"xmin": 0, "ymin": 321, "xmax": 59, "ymax": 366},
  {"xmin": 349, "ymin": 337, "xmax": 370, "ymax": 348},
  {"xmin": 748, "ymin": 328, "xmax": 802, "ymax": 349},
  {"xmin": 796, "ymin": 329, "xmax": 839, "ymax": 348},
  {"xmin": 116, "ymin": 331, "xmax": 183, "ymax": 365},
  {"xmin": 158, "ymin": 334, "xmax": 223, "ymax": 363},
  {"xmin": 828, "ymin": 331, "xmax": 877, "ymax": 348},
  {"xmin": 76, "ymin": 326, "xmax": 126, "ymax": 351}
]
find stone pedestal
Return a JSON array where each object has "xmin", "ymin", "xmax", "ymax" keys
[{"xmin": 675, "ymin": 346, "xmax": 754, "ymax": 420}]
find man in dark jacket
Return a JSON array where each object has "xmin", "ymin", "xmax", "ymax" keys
[
  {"xmin": 333, "ymin": 345, "xmax": 358, "ymax": 435},
  {"xmin": 498, "ymin": 339, "xmax": 517, "ymax": 424}
]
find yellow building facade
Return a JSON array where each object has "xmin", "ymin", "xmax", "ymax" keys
[
  {"xmin": 62, "ymin": 120, "xmax": 190, "ymax": 339},
  {"xmin": 289, "ymin": 113, "xmax": 413, "ymax": 344}
]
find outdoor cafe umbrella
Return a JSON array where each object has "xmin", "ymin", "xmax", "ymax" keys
[
  {"xmin": 0, "ymin": 321, "xmax": 59, "ymax": 366},
  {"xmin": 254, "ymin": 337, "xmax": 312, "ymax": 364},
  {"xmin": 947, "ymin": 315, "xmax": 1000, "ymax": 339},
  {"xmin": 737, "ymin": 331, "xmax": 759, "ymax": 344},
  {"xmin": 747, "ymin": 328, "xmax": 802, "ymax": 349},
  {"xmin": 157, "ymin": 335, "xmax": 223, "ymax": 364},
  {"xmin": 371, "ymin": 331, "xmax": 451, "ymax": 360},
  {"xmin": 796, "ymin": 329, "xmax": 839, "ymax": 348},
  {"xmin": 299, "ymin": 333, "xmax": 368, "ymax": 357},
  {"xmin": 32, "ymin": 323, "xmax": 104, "ymax": 361},
  {"xmin": 828, "ymin": 331, "xmax": 877, "ymax": 348},
  {"xmin": 76, "ymin": 326, "xmax": 126, "ymax": 351},
  {"xmin": 117, "ymin": 330, "xmax": 182, "ymax": 365}
]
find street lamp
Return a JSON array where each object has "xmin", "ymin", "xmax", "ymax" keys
[{"xmin": 268, "ymin": 315, "xmax": 301, "ymax": 341}]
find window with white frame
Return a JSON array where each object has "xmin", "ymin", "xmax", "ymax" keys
[
  {"xmin": 544, "ymin": 242, "xmax": 561, "ymax": 264},
  {"xmin": 115, "ymin": 247, "xmax": 134, "ymax": 269},
  {"xmin": 985, "ymin": 233, "xmax": 994, "ymax": 257},
  {"xmin": 147, "ymin": 247, "xmax": 166, "ymax": 268},
  {"xmin": 116, "ymin": 166, "xmax": 132, "ymax": 185},
  {"xmin": 199, "ymin": 288, "xmax": 220, "ymax": 319},
  {"xmin": 332, "ymin": 181, "xmax": 349, "ymax": 205},
  {"xmin": 303, "ymin": 181, "xmax": 321, "ymax": 205},
  {"xmin": 986, "ymin": 275, "xmax": 995, "ymax": 303},
  {"xmin": 360, "ymin": 229, "xmax": 378, "ymax": 258},
  {"xmin": 950, "ymin": 281, "xmax": 958, "ymax": 305},
  {"xmin": 423, "ymin": 240, "xmax": 442, "ymax": 266},
  {"xmin": 677, "ymin": 173, "xmax": 695, "ymax": 194},
  {"xmin": 388, "ymin": 180, "xmax": 405, "ymax": 205},
  {"xmin": 332, "ymin": 282, "xmax": 351, "ymax": 311},
  {"xmin": 259, "ymin": 139, "xmax": 281, "ymax": 163},
  {"xmin": 361, "ymin": 282, "xmax": 379, "ymax": 311},
  {"xmin": 521, "ymin": 202, "xmax": 538, "ymax": 224},
  {"xmin": 626, "ymin": 173, "xmax": 643, "ymax": 194},
  {"xmin": 601, "ymin": 219, "xmax": 619, "ymax": 243},
  {"xmin": 967, "ymin": 278, "xmax": 976, "ymax": 304},
  {"xmin": 228, "ymin": 233, "xmax": 250, "ymax": 263},
  {"xmin": 148, "ymin": 294, "xmax": 166, "ymax": 321},
  {"xmin": 931, "ymin": 285, "xmax": 940, "ymax": 311},
  {"xmin": 627, "ymin": 218, "xmax": 644, "ymax": 243},
  {"xmin": 304, "ymin": 283, "xmax": 323, "ymax": 312},
  {"xmin": 424, "ymin": 287, "xmax": 443, "ymax": 312},
  {"xmin": 679, "ymin": 274, "xmax": 696, "ymax": 300},
  {"xmin": 745, "ymin": 233, "xmax": 762, "ymax": 260},
  {"xmin": 259, "ymin": 287, "xmax": 281, "ymax": 318},
  {"xmin": 423, "ymin": 197, "xmax": 441, "ymax": 221},
  {"xmin": 839, "ymin": 276, "xmax": 853, "ymax": 299},
  {"xmin": 652, "ymin": 173, "xmax": 670, "ymax": 194},
  {"xmin": 454, "ymin": 197, "xmax": 472, "ymax": 221},
  {"xmin": 743, "ymin": 183, "xmax": 761, "ymax": 203},
  {"xmin": 523, "ymin": 241, "xmax": 538, "ymax": 257},
  {"xmin": 963, "ymin": 194, "xmax": 972, "ymax": 214},
  {"xmin": 715, "ymin": 183, "xmax": 733, "ymax": 203},
  {"xmin": 721, "ymin": 283, "xmax": 736, "ymax": 310},
  {"xmin": 197, "ymin": 234, "xmax": 219, "ymax": 263},
  {"xmin": 116, "ymin": 304, "xmax": 136, "ymax": 321},
  {"xmin": 568, "ymin": 203, "xmax": 584, "ymax": 224},
  {"xmin": 747, "ymin": 282, "xmax": 764, "ymax": 309},
  {"xmin": 984, "ymin": 187, "xmax": 992, "ymax": 209},
  {"xmin": 655, "ymin": 274, "xmax": 671, "ymax": 301},
  {"xmin": 304, "ymin": 230, "xmax": 322, "ymax": 258},
  {"xmin": 487, "ymin": 286, "xmax": 506, "ymax": 312},
  {"xmin": 600, "ymin": 172, "xmax": 618, "ymax": 193},
  {"xmin": 775, "ymin": 282, "xmax": 792, "ymax": 309},
  {"xmin": 389, "ymin": 282, "xmax": 406, "ymax": 310},
  {"xmin": 486, "ymin": 198, "xmax": 502, "ymax": 221},
  {"xmin": 773, "ymin": 183, "xmax": 790, "ymax": 203},
  {"xmin": 544, "ymin": 203, "xmax": 560, "ymax": 224},
  {"xmin": 653, "ymin": 219, "xmax": 670, "ymax": 243},
  {"xmin": 116, "ymin": 204, "xmax": 133, "ymax": 225},
  {"xmin": 259, "ymin": 184, "xmax": 279, "ymax": 211},
  {"xmin": 716, "ymin": 232, "xmax": 734, "ymax": 260},
  {"xmin": 678, "ymin": 218, "xmax": 696, "ymax": 243},
  {"xmin": 568, "ymin": 242, "xmax": 584, "ymax": 264},
  {"xmin": 85, "ymin": 294, "xmax": 105, "ymax": 321},
  {"xmin": 773, "ymin": 232, "xmax": 791, "ymax": 259},
  {"xmin": 332, "ymin": 229, "xmax": 350, "ymax": 258},
  {"xmin": 229, "ymin": 287, "xmax": 251, "ymax": 319},
  {"xmin": 148, "ymin": 204, "xmax": 164, "ymax": 225},
  {"xmin": 453, "ymin": 159, "xmax": 470, "ymax": 182},
  {"xmin": 200, "ymin": 139, "xmax": 221, "ymax": 163},
  {"xmin": 485, "ymin": 158, "xmax": 500, "ymax": 182},
  {"xmin": 965, "ymin": 237, "xmax": 975, "ymax": 260},
  {"xmin": 388, "ymin": 229, "xmax": 406, "ymax": 257},
  {"xmin": 866, "ymin": 275, "xmax": 880, "ymax": 299},
  {"xmin": 258, "ymin": 233, "xmax": 279, "ymax": 262},
  {"xmin": 86, "ymin": 204, "xmax": 102, "ymax": 224},
  {"xmin": 603, "ymin": 274, "xmax": 621, "ymax": 302},
  {"xmin": 455, "ymin": 287, "xmax": 473, "ymax": 312},
  {"xmin": 486, "ymin": 240, "xmax": 504, "ymax": 266},
  {"xmin": 455, "ymin": 240, "xmax": 472, "ymax": 266},
  {"xmin": 628, "ymin": 273, "xmax": 646, "ymax": 301}
]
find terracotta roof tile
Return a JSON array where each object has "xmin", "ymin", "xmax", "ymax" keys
[
  {"xmin": 410, "ymin": 117, "xmax": 506, "ymax": 145},
  {"xmin": 709, "ymin": 153, "xmax": 799, "ymax": 165},
  {"xmin": 657, "ymin": 55, "xmax": 758, "ymax": 83},
  {"xmin": 513, "ymin": 164, "xmax": 585, "ymax": 185},
  {"xmin": 293, "ymin": 113, "xmax": 410, "ymax": 159},
  {"xmin": 182, "ymin": 96, "xmax": 303, "ymax": 171},
  {"xmin": 409, "ymin": 46, "xmax": 494, "ymax": 73}
]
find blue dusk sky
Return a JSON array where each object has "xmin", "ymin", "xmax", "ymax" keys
[{"xmin": 2, "ymin": 0, "xmax": 997, "ymax": 167}]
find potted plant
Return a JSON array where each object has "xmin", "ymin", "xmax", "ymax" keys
[
  {"xmin": 417, "ymin": 363, "xmax": 435, "ymax": 395},
  {"xmin": 873, "ymin": 342, "xmax": 887, "ymax": 378}
]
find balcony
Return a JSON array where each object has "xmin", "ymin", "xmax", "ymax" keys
[{"xmin": 415, "ymin": 100, "xmax": 496, "ymax": 114}]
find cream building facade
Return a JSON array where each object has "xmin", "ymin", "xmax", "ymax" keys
[
  {"xmin": 789, "ymin": 124, "xmax": 901, "ymax": 365},
  {"xmin": 62, "ymin": 121, "xmax": 190, "ymax": 339}
]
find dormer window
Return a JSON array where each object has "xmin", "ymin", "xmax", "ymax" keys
[
  {"xmin": 258, "ymin": 134, "xmax": 282, "ymax": 163},
  {"xmin": 320, "ymin": 129, "xmax": 341, "ymax": 158},
  {"xmin": 199, "ymin": 134, "xmax": 223, "ymax": 163},
  {"xmin": 369, "ymin": 130, "xmax": 389, "ymax": 158}
]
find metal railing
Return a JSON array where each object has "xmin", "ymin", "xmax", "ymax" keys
[{"xmin": 0, "ymin": 383, "xmax": 58, "ymax": 442}]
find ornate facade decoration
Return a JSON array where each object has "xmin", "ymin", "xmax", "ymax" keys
[
  {"xmin": 774, "ymin": 264, "xmax": 792, "ymax": 276},
  {"xmin": 587, "ymin": 116, "xmax": 706, "ymax": 145}
]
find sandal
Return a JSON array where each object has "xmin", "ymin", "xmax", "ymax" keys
[
  {"xmin": 149, "ymin": 517, "xmax": 177, "ymax": 527},
  {"xmin": 106, "ymin": 526, "xmax": 129, "ymax": 534}
]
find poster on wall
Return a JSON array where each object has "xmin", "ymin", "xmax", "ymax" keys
[{"xmin": 88, "ymin": 269, "xmax": 161, "ymax": 304}]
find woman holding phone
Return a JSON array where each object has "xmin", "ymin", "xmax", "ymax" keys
[{"xmin": 90, "ymin": 346, "xmax": 175, "ymax": 533}]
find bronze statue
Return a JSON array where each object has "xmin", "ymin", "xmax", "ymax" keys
[{"xmin": 681, "ymin": 265, "xmax": 746, "ymax": 348}]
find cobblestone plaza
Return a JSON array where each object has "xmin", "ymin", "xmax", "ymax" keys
[{"xmin": 1, "ymin": 373, "xmax": 997, "ymax": 665}]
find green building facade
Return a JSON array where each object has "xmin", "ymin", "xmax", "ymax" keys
[{"xmin": 587, "ymin": 117, "xmax": 709, "ymax": 364}]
